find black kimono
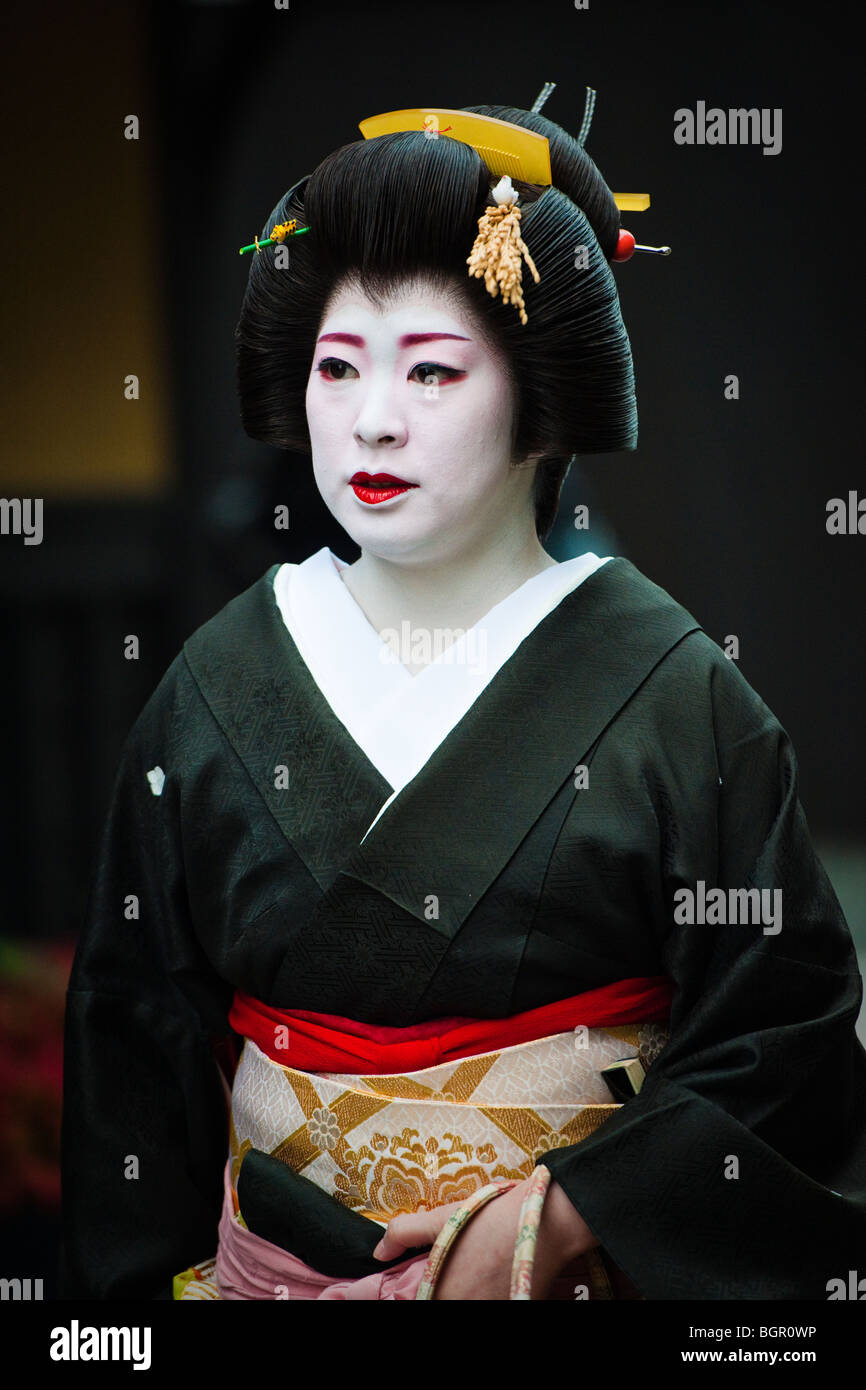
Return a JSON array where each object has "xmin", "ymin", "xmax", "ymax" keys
[{"xmin": 60, "ymin": 555, "xmax": 866, "ymax": 1299}]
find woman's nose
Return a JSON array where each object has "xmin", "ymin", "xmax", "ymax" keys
[{"xmin": 352, "ymin": 383, "xmax": 409, "ymax": 449}]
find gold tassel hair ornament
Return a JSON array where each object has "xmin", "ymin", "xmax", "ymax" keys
[{"xmin": 466, "ymin": 175, "xmax": 540, "ymax": 326}]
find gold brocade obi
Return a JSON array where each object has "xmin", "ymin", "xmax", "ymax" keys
[{"xmin": 228, "ymin": 1022, "xmax": 669, "ymax": 1221}]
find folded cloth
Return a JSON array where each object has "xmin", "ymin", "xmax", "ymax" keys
[
  {"xmin": 237, "ymin": 1147, "xmax": 430, "ymax": 1277},
  {"xmin": 214, "ymin": 1160, "xmax": 430, "ymax": 1301}
]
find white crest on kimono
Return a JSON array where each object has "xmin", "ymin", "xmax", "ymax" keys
[{"xmin": 145, "ymin": 766, "xmax": 165, "ymax": 797}]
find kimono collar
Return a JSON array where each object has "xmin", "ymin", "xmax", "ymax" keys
[
  {"xmin": 272, "ymin": 546, "xmax": 611, "ymax": 801},
  {"xmin": 184, "ymin": 555, "xmax": 703, "ymax": 941}
]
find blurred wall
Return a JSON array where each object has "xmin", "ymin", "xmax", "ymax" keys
[{"xmin": 1, "ymin": 2, "xmax": 171, "ymax": 496}]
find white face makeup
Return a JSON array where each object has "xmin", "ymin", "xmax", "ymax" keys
[{"xmin": 305, "ymin": 278, "xmax": 536, "ymax": 566}]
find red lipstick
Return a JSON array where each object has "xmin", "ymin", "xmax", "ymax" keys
[{"xmin": 349, "ymin": 471, "xmax": 418, "ymax": 505}]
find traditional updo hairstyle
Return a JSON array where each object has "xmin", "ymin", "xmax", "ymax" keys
[{"xmin": 235, "ymin": 102, "xmax": 637, "ymax": 542}]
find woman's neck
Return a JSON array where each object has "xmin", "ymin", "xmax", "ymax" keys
[{"xmin": 338, "ymin": 531, "xmax": 558, "ymax": 641}]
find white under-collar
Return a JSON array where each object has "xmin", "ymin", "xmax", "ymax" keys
[{"xmin": 273, "ymin": 547, "xmax": 610, "ymax": 833}]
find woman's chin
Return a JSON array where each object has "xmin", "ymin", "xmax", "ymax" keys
[
  {"xmin": 344, "ymin": 528, "xmax": 432, "ymax": 562},
  {"xmin": 332, "ymin": 499, "xmax": 432, "ymax": 555}
]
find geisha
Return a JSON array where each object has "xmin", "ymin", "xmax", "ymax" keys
[{"xmin": 61, "ymin": 89, "xmax": 866, "ymax": 1301}]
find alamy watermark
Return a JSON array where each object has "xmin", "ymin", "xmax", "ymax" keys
[
  {"xmin": 49, "ymin": 1321, "xmax": 151, "ymax": 1370},
  {"xmin": 379, "ymin": 623, "xmax": 488, "ymax": 672},
  {"xmin": 0, "ymin": 497, "xmax": 42, "ymax": 545},
  {"xmin": 1, "ymin": 1276, "xmax": 43, "ymax": 1300},
  {"xmin": 827, "ymin": 1270, "xmax": 866, "ymax": 1299},
  {"xmin": 826, "ymin": 491, "xmax": 865, "ymax": 535},
  {"xmin": 674, "ymin": 102, "xmax": 782, "ymax": 157},
  {"xmin": 673, "ymin": 880, "xmax": 782, "ymax": 935}
]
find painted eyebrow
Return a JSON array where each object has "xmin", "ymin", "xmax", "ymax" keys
[
  {"xmin": 399, "ymin": 333, "xmax": 471, "ymax": 347},
  {"xmin": 317, "ymin": 332, "xmax": 364, "ymax": 347},
  {"xmin": 316, "ymin": 332, "xmax": 471, "ymax": 348}
]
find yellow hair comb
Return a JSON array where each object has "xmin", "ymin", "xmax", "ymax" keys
[
  {"xmin": 358, "ymin": 108, "xmax": 652, "ymax": 214},
  {"xmin": 359, "ymin": 108, "xmax": 554, "ymax": 186}
]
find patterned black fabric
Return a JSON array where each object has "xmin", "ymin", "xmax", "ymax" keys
[{"xmin": 60, "ymin": 558, "xmax": 866, "ymax": 1298}]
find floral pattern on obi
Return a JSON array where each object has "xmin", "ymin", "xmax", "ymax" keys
[{"xmin": 229, "ymin": 1022, "xmax": 668, "ymax": 1222}]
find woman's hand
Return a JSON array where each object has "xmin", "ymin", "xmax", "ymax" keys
[{"xmin": 371, "ymin": 1175, "xmax": 599, "ymax": 1300}]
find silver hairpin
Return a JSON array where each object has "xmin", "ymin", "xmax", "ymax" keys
[
  {"xmin": 577, "ymin": 86, "xmax": 596, "ymax": 146},
  {"xmin": 531, "ymin": 81, "xmax": 557, "ymax": 114}
]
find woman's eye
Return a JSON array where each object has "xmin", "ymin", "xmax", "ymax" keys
[
  {"xmin": 316, "ymin": 357, "xmax": 358, "ymax": 381},
  {"xmin": 409, "ymin": 362, "xmax": 465, "ymax": 385}
]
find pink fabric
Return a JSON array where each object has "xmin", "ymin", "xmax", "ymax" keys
[
  {"xmin": 214, "ymin": 1161, "xmax": 429, "ymax": 1300},
  {"xmin": 213, "ymin": 1160, "xmax": 645, "ymax": 1300}
]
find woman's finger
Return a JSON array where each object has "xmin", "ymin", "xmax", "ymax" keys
[{"xmin": 372, "ymin": 1203, "xmax": 456, "ymax": 1259}]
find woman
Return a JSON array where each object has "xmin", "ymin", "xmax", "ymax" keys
[{"xmin": 61, "ymin": 94, "xmax": 866, "ymax": 1301}]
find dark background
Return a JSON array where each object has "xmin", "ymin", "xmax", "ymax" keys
[{"xmin": 1, "ymin": 0, "xmax": 863, "ymax": 1295}]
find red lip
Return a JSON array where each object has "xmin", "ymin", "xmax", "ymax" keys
[
  {"xmin": 349, "ymin": 471, "xmax": 419, "ymax": 506},
  {"xmin": 350, "ymin": 472, "xmax": 416, "ymax": 486}
]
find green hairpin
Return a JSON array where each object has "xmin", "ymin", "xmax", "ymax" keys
[{"xmin": 239, "ymin": 220, "xmax": 310, "ymax": 255}]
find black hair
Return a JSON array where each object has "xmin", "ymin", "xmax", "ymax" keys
[{"xmin": 235, "ymin": 102, "xmax": 637, "ymax": 541}]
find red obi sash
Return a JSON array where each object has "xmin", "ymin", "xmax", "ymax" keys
[{"xmin": 229, "ymin": 976, "xmax": 673, "ymax": 1073}]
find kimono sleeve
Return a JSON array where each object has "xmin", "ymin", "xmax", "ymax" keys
[
  {"xmin": 539, "ymin": 647, "xmax": 866, "ymax": 1300},
  {"xmin": 60, "ymin": 658, "xmax": 234, "ymax": 1299}
]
